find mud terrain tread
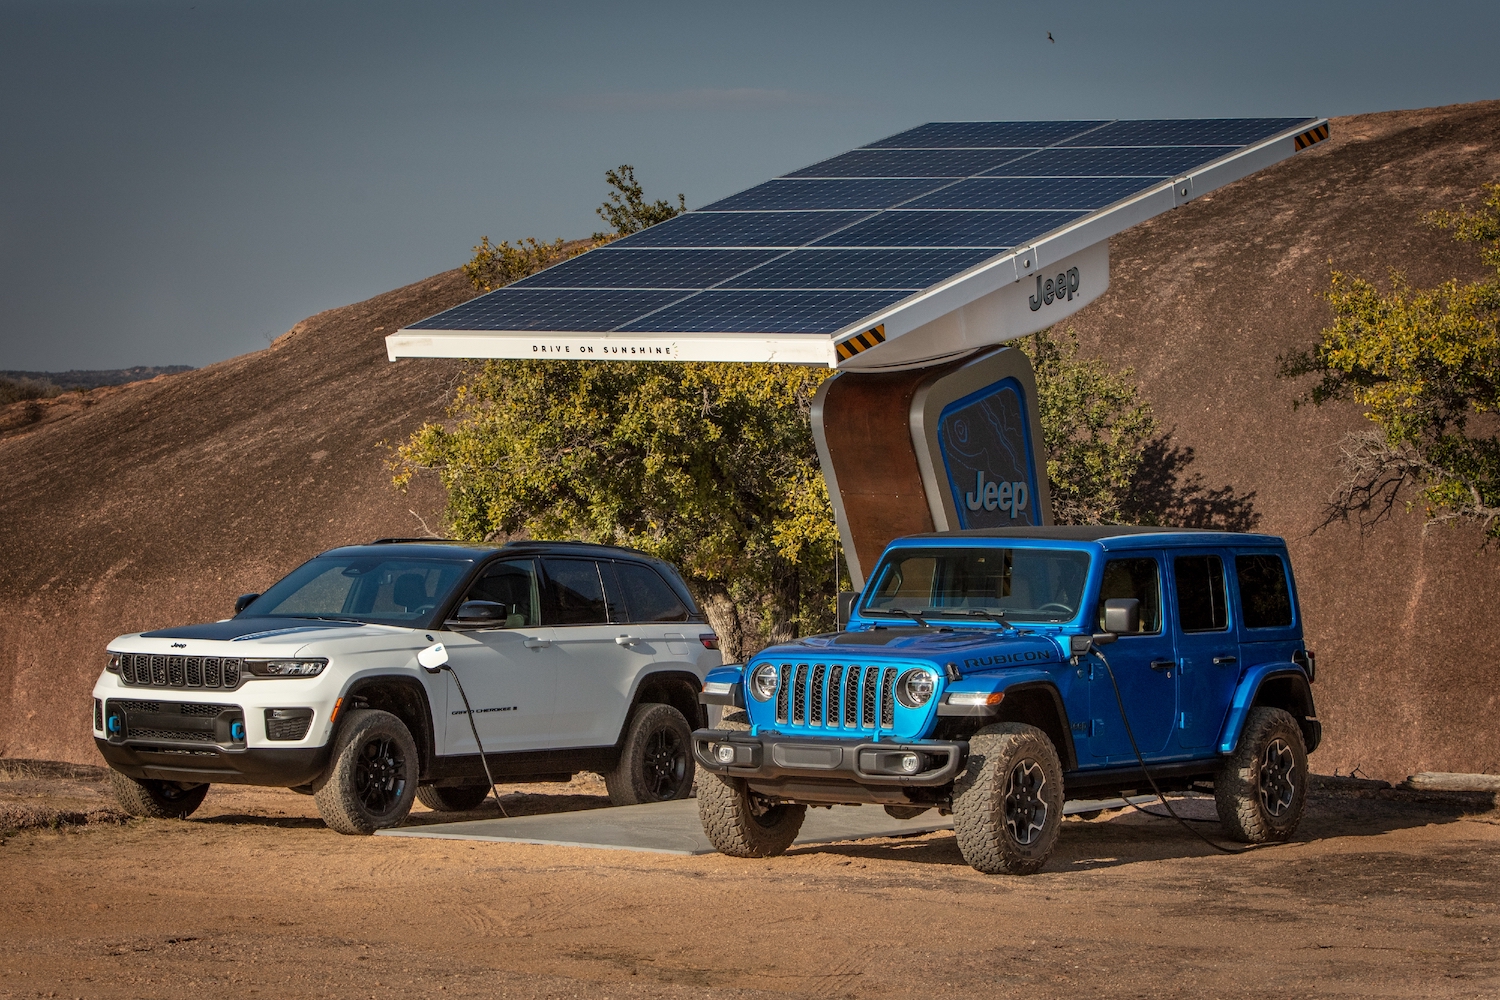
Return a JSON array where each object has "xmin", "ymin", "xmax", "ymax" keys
[
  {"xmin": 313, "ymin": 709, "xmax": 418, "ymax": 835},
  {"xmin": 107, "ymin": 770, "xmax": 208, "ymax": 819},
  {"xmin": 604, "ymin": 702, "xmax": 695, "ymax": 806},
  {"xmin": 697, "ymin": 771, "xmax": 807, "ymax": 858},
  {"xmin": 416, "ymin": 783, "xmax": 491, "ymax": 812},
  {"xmin": 952, "ymin": 722, "xmax": 1064, "ymax": 875},
  {"xmin": 1215, "ymin": 706, "xmax": 1308, "ymax": 844}
]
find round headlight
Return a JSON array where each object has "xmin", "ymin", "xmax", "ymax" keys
[
  {"xmin": 749, "ymin": 663, "xmax": 779, "ymax": 702},
  {"xmin": 895, "ymin": 668, "xmax": 937, "ymax": 708}
]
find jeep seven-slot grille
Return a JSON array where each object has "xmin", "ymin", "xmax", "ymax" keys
[
  {"xmin": 118, "ymin": 653, "xmax": 242, "ymax": 690},
  {"xmin": 772, "ymin": 663, "xmax": 902, "ymax": 733}
]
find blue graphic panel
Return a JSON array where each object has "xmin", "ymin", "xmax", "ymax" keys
[{"xmin": 937, "ymin": 378, "xmax": 1041, "ymax": 528}]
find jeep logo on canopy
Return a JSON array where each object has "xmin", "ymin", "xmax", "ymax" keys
[{"xmin": 1028, "ymin": 267, "xmax": 1081, "ymax": 311}]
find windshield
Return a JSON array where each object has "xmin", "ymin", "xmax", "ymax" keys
[
  {"xmin": 241, "ymin": 555, "xmax": 475, "ymax": 627},
  {"xmin": 863, "ymin": 547, "xmax": 1091, "ymax": 623}
]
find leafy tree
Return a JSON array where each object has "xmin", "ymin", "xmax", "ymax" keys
[
  {"xmin": 462, "ymin": 237, "xmax": 581, "ymax": 294},
  {"xmin": 593, "ymin": 165, "xmax": 686, "ymax": 242},
  {"xmin": 1281, "ymin": 183, "xmax": 1500, "ymax": 538}
]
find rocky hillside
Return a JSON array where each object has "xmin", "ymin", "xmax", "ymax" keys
[{"xmin": 2, "ymin": 100, "xmax": 1497, "ymax": 780}]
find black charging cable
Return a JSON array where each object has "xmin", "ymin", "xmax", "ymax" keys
[
  {"xmin": 425, "ymin": 658, "xmax": 509, "ymax": 819},
  {"xmin": 1088, "ymin": 642, "xmax": 1255, "ymax": 855}
]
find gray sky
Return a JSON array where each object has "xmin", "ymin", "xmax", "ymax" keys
[{"xmin": 2, "ymin": 0, "xmax": 1497, "ymax": 371}]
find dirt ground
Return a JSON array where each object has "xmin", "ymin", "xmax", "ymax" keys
[{"xmin": 1, "ymin": 763, "xmax": 1496, "ymax": 1000}]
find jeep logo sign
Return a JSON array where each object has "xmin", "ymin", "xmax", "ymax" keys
[
  {"xmin": 935, "ymin": 376, "xmax": 1041, "ymax": 529},
  {"xmin": 1028, "ymin": 267, "xmax": 1081, "ymax": 311},
  {"xmin": 964, "ymin": 471, "xmax": 1029, "ymax": 518}
]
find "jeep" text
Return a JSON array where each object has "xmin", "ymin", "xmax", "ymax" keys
[{"xmin": 1028, "ymin": 267, "xmax": 1081, "ymax": 311}]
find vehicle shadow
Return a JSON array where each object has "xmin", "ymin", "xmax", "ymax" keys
[{"xmin": 787, "ymin": 778, "xmax": 1499, "ymax": 871}]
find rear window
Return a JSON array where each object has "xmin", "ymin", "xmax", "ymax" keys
[
  {"xmin": 611, "ymin": 562, "xmax": 691, "ymax": 622},
  {"xmin": 1236, "ymin": 554, "xmax": 1293, "ymax": 629}
]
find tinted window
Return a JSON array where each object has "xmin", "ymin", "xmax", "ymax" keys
[
  {"xmin": 244, "ymin": 556, "xmax": 473, "ymax": 627},
  {"xmin": 1097, "ymin": 558, "xmax": 1162, "ymax": 634},
  {"xmin": 463, "ymin": 559, "xmax": 540, "ymax": 627},
  {"xmin": 864, "ymin": 547, "xmax": 1091, "ymax": 622},
  {"xmin": 1175, "ymin": 555, "xmax": 1228, "ymax": 633},
  {"xmin": 542, "ymin": 558, "xmax": 607, "ymax": 625},
  {"xmin": 614, "ymin": 562, "xmax": 691, "ymax": 622},
  {"xmin": 1236, "ymin": 554, "xmax": 1293, "ymax": 629}
]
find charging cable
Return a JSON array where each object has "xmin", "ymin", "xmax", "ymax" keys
[
  {"xmin": 1088, "ymin": 641, "xmax": 1254, "ymax": 855},
  {"xmin": 420, "ymin": 643, "xmax": 508, "ymax": 819}
]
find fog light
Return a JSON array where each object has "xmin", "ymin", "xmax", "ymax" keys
[
  {"xmin": 900, "ymin": 752, "xmax": 922, "ymax": 774},
  {"xmin": 715, "ymin": 744, "xmax": 736, "ymax": 764}
]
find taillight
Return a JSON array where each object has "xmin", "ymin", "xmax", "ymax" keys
[{"xmin": 699, "ymin": 633, "xmax": 719, "ymax": 650}]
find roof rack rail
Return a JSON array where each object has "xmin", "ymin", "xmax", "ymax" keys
[{"xmin": 368, "ymin": 537, "xmax": 468, "ymax": 545}]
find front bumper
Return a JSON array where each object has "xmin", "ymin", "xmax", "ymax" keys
[
  {"xmin": 692, "ymin": 728, "xmax": 966, "ymax": 787},
  {"xmin": 97, "ymin": 738, "xmax": 333, "ymax": 787}
]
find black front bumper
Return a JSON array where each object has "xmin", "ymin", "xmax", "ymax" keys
[
  {"xmin": 692, "ymin": 728, "xmax": 966, "ymax": 787},
  {"xmin": 96, "ymin": 738, "xmax": 332, "ymax": 787}
]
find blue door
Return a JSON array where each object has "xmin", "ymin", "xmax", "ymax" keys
[
  {"xmin": 1171, "ymin": 552, "xmax": 1241, "ymax": 749},
  {"xmin": 1088, "ymin": 554, "xmax": 1178, "ymax": 761}
]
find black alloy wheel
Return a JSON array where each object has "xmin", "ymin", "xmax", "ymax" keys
[
  {"xmin": 355, "ymin": 735, "xmax": 408, "ymax": 814},
  {"xmin": 642, "ymin": 727, "xmax": 688, "ymax": 800},
  {"xmin": 1003, "ymin": 758, "xmax": 1049, "ymax": 846},
  {"xmin": 1258, "ymin": 738, "xmax": 1297, "ymax": 817}
]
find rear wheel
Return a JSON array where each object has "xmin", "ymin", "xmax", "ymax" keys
[
  {"xmin": 417, "ymin": 783, "xmax": 492, "ymax": 812},
  {"xmin": 1215, "ymin": 707, "xmax": 1308, "ymax": 843},
  {"xmin": 604, "ymin": 702, "xmax": 695, "ymax": 806},
  {"xmin": 108, "ymin": 770, "xmax": 208, "ymax": 819},
  {"xmin": 952, "ymin": 723, "xmax": 1064, "ymax": 875},
  {"xmin": 313, "ymin": 709, "xmax": 418, "ymax": 835}
]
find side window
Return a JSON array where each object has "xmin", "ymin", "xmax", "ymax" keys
[
  {"xmin": 541, "ymin": 558, "xmax": 607, "ymax": 626},
  {"xmin": 613, "ymin": 562, "xmax": 691, "ymax": 623},
  {"xmin": 1236, "ymin": 554, "xmax": 1293, "ymax": 629},
  {"xmin": 1097, "ymin": 558, "xmax": 1161, "ymax": 634},
  {"xmin": 463, "ymin": 559, "xmax": 540, "ymax": 627},
  {"xmin": 1175, "ymin": 555, "xmax": 1228, "ymax": 633}
]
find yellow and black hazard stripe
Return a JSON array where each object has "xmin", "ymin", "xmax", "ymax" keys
[
  {"xmin": 1294, "ymin": 122, "xmax": 1330, "ymax": 151},
  {"xmin": 835, "ymin": 324, "xmax": 886, "ymax": 361}
]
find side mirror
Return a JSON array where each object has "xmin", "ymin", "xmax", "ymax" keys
[
  {"xmin": 417, "ymin": 642, "xmax": 448, "ymax": 673},
  {"xmin": 451, "ymin": 600, "xmax": 507, "ymax": 623},
  {"xmin": 837, "ymin": 590, "xmax": 861, "ymax": 631},
  {"xmin": 234, "ymin": 593, "xmax": 260, "ymax": 614},
  {"xmin": 1102, "ymin": 598, "xmax": 1141, "ymax": 635}
]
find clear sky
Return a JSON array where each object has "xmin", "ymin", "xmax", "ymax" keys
[{"xmin": 2, "ymin": 0, "xmax": 1497, "ymax": 371}]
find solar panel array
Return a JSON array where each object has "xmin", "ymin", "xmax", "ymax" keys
[{"xmin": 411, "ymin": 118, "xmax": 1314, "ymax": 338}]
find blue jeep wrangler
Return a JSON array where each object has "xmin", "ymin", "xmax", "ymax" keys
[{"xmin": 694, "ymin": 527, "xmax": 1320, "ymax": 874}]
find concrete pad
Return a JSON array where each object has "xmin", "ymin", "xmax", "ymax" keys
[{"xmin": 377, "ymin": 797, "xmax": 1130, "ymax": 856}]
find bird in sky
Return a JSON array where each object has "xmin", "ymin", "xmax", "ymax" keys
[{"xmin": 1047, "ymin": 32, "xmax": 1055, "ymax": 42}]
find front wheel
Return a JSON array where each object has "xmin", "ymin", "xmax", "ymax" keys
[
  {"xmin": 952, "ymin": 722, "xmax": 1065, "ymax": 875},
  {"xmin": 108, "ymin": 770, "xmax": 209, "ymax": 819},
  {"xmin": 313, "ymin": 709, "xmax": 419, "ymax": 835},
  {"xmin": 1215, "ymin": 706, "xmax": 1308, "ymax": 843},
  {"xmin": 604, "ymin": 703, "xmax": 695, "ymax": 806},
  {"xmin": 697, "ymin": 772, "xmax": 807, "ymax": 858}
]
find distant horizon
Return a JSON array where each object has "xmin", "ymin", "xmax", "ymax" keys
[{"xmin": 2, "ymin": 0, "xmax": 1497, "ymax": 371}]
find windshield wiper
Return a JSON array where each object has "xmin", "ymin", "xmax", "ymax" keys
[
  {"xmin": 864, "ymin": 608, "xmax": 930, "ymax": 627},
  {"xmin": 922, "ymin": 608, "xmax": 1009, "ymax": 627}
]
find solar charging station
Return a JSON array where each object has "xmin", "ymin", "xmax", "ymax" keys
[{"xmin": 389, "ymin": 117, "xmax": 1329, "ymax": 586}]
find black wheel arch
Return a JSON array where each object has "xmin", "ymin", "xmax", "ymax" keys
[
  {"xmin": 626, "ymin": 670, "xmax": 707, "ymax": 737},
  {"xmin": 1248, "ymin": 670, "xmax": 1320, "ymax": 753},
  {"xmin": 991, "ymin": 682, "xmax": 1079, "ymax": 771},
  {"xmin": 342, "ymin": 676, "xmax": 438, "ymax": 779}
]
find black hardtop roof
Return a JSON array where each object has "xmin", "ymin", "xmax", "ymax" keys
[
  {"xmin": 898, "ymin": 525, "xmax": 1286, "ymax": 547},
  {"xmin": 322, "ymin": 538, "xmax": 664, "ymax": 563}
]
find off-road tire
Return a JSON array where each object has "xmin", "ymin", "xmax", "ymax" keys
[
  {"xmin": 1215, "ymin": 706, "xmax": 1308, "ymax": 843},
  {"xmin": 313, "ymin": 709, "xmax": 419, "ymax": 835},
  {"xmin": 605, "ymin": 702, "xmax": 695, "ymax": 806},
  {"xmin": 417, "ymin": 783, "xmax": 492, "ymax": 812},
  {"xmin": 952, "ymin": 722, "xmax": 1065, "ymax": 875},
  {"xmin": 697, "ymin": 771, "xmax": 807, "ymax": 858},
  {"xmin": 108, "ymin": 770, "xmax": 209, "ymax": 819}
]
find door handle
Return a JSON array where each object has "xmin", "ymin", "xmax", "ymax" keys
[
  {"xmin": 615, "ymin": 635, "xmax": 640, "ymax": 646},
  {"xmin": 1150, "ymin": 659, "xmax": 1175, "ymax": 672},
  {"xmin": 523, "ymin": 638, "xmax": 552, "ymax": 649},
  {"xmin": 1212, "ymin": 655, "xmax": 1238, "ymax": 666}
]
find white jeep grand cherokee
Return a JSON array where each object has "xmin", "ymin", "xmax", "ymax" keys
[{"xmin": 92, "ymin": 539, "xmax": 721, "ymax": 833}]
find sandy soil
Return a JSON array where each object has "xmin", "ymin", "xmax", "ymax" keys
[{"xmin": 1, "ymin": 766, "xmax": 1497, "ymax": 999}]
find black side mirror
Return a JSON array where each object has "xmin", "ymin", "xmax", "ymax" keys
[
  {"xmin": 234, "ymin": 593, "xmax": 260, "ymax": 614},
  {"xmin": 451, "ymin": 600, "xmax": 507, "ymax": 623},
  {"xmin": 837, "ymin": 590, "xmax": 861, "ymax": 630},
  {"xmin": 1102, "ymin": 598, "xmax": 1141, "ymax": 635}
]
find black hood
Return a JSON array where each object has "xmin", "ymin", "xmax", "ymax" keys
[{"xmin": 139, "ymin": 617, "xmax": 366, "ymax": 641}]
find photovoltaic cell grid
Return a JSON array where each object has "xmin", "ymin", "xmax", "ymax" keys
[{"xmin": 409, "ymin": 118, "xmax": 1314, "ymax": 336}]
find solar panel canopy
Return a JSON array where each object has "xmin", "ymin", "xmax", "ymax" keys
[{"xmin": 388, "ymin": 117, "xmax": 1328, "ymax": 370}]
